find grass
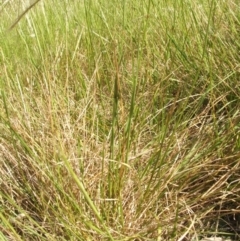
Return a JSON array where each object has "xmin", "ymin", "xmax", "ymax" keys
[{"xmin": 0, "ymin": 0, "xmax": 240, "ymax": 240}]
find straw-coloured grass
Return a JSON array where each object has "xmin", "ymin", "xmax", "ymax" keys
[{"xmin": 0, "ymin": 0, "xmax": 240, "ymax": 240}]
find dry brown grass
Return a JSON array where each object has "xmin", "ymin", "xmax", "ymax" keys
[{"xmin": 1, "ymin": 0, "xmax": 240, "ymax": 240}]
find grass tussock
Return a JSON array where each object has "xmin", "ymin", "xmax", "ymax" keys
[{"xmin": 0, "ymin": 0, "xmax": 240, "ymax": 240}]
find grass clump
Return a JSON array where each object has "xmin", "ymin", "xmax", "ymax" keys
[{"xmin": 0, "ymin": 0, "xmax": 240, "ymax": 240}]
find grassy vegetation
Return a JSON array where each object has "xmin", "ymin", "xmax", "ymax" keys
[{"xmin": 0, "ymin": 0, "xmax": 240, "ymax": 240}]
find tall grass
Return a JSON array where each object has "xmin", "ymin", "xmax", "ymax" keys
[{"xmin": 0, "ymin": 0, "xmax": 240, "ymax": 240}]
